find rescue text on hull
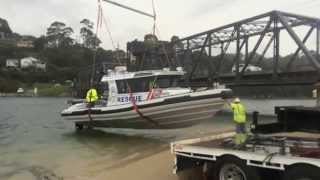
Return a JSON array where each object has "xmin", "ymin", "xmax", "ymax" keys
[{"xmin": 61, "ymin": 67, "xmax": 233, "ymax": 129}]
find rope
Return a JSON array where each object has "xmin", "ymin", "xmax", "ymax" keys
[
  {"xmin": 127, "ymin": 84, "xmax": 159, "ymax": 127},
  {"xmin": 94, "ymin": 0, "xmax": 160, "ymax": 127},
  {"xmin": 262, "ymin": 152, "xmax": 278, "ymax": 163},
  {"xmin": 86, "ymin": 0, "xmax": 103, "ymax": 126},
  {"xmin": 87, "ymin": 90, "xmax": 94, "ymax": 128},
  {"xmin": 146, "ymin": 76, "xmax": 158, "ymax": 100},
  {"xmin": 89, "ymin": 0, "xmax": 103, "ymax": 88}
]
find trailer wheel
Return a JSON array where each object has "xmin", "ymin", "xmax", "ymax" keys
[
  {"xmin": 214, "ymin": 156, "xmax": 260, "ymax": 180},
  {"xmin": 284, "ymin": 165, "xmax": 320, "ymax": 180},
  {"xmin": 177, "ymin": 166, "xmax": 203, "ymax": 180}
]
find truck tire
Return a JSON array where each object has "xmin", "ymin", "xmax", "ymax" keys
[
  {"xmin": 177, "ymin": 167, "xmax": 203, "ymax": 180},
  {"xmin": 284, "ymin": 165, "xmax": 320, "ymax": 180},
  {"xmin": 213, "ymin": 156, "xmax": 260, "ymax": 180}
]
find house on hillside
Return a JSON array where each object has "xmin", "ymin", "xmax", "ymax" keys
[
  {"xmin": 35, "ymin": 62, "xmax": 46, "ymax": 71},
  {"xmin": 21, "ymin": 57, "xmax": 36, "ymax": 68},
  {"xmin": 6, "ymin": 59, "xmax": 19, "ymax": 69},
  {"xmin": 16, "ymin": 35, "xmax": 35, "ymax": 48},
  {"xmin": 20, "ymin": 57, "xmax": 46, "ymax": 71}
]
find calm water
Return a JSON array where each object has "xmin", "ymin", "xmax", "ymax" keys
[{"xmin": 0, "ymin": 97, "xmax": 315, "ymax": 179}]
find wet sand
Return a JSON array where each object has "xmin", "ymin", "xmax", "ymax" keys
[
  {"xmin": 97, "ymin": 148, "xmax": 177, "ymax": 180},
  {"xmin": 7, "ymin": 145, "xmax": 176, "ymax": 180},
  {"xmin": 55, "ymin": 146, "xmax": 177, "ymax": 180}
]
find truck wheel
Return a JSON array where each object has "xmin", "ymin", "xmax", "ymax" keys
[
  {"xmin": 177, "ymin": 167, "xmax": 203, "ymax": 180},
  {"xmin": 214, "ymin": 156, "xmax": 260, "ymax": 180},
  {"xmin": 284, "ymin": 165, "xmax": 320, "ymax": 180}
]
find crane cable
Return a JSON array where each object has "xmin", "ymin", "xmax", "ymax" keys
[
  {"xmin": 95, "ymin": 0, "xmax": 164, "ymax": 127},
  {"xmin": 151, "ymin": 0, "xmax": 175, "ymax": 68},
  {"xmin": 101, "ymin": 11, "xmax": 116, "ymax": 50},
  {"xmin": 87, "ymin": 0, "xmax": 103, "ymax": 126},
  {"xmin": 155, "ymin": 25, "xmax": 174, "ymax": 67},
  {"xmin": 152, "ymin": 0, "xmax": 156, "ymax": 36},
  {"xmin": 101, "ymin": 12, "xmax": 123, "ymax": 65},
  {"xmin": 97, "ymin": 0, "xmax": 123, "ymax": 65},
  {"xmin": 89, "ymin": 0, "xmax": 103, "ymax": 88}
]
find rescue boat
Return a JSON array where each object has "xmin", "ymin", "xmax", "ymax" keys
[{"xmin": 61, "ymin": 67, "xmax": 232, "ymax": 129}]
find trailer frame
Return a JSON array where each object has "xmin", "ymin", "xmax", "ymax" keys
[{"xmin": 171, "ymin": 106, "xmax": 320, "ymax": 180}]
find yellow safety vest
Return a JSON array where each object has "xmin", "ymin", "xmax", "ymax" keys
[
  {"xmin": 86, "ymin": 88, "xmax": 98, "ymax": 103},
  {"xmin": 231, "ymin": 103, "xmax": 246, "ymax": 123}
]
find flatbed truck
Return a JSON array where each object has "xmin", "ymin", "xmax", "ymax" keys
[{"xmin": 171, "ymin": 106, "xmax": 320, "ymax": 180}]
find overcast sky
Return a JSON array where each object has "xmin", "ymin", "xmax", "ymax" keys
[{"xmin": 1, "ymin": 0, "xmax": 320, "ymax": 52}]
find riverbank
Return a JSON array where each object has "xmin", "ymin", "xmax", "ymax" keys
[
  {"xmin": 6, "ymin": 145, "xmax": 176, "ymax": 180},
  {"xmin": 94, "ymin": 148, "xmax": 177, "ymax": 180},
  {"xmin": 0, "ymin": 83, "xmax": 72, "ymax": 97}
]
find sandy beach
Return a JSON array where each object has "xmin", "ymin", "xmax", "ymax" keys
[
  {"xmin": 98, "ymin": 149, "xmax": 177, "ymax": 180},
  {"xmin": 57, "ymin": 145, "xmax": 178, "ymax": 180},
  {"xmin": 7, "ymin": 146, "xmax": 177, "ymax": 180}
]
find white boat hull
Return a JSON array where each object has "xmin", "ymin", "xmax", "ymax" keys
[{"xmin": 62, "ymin": 90, "xmax": 230, "ymax": 129}]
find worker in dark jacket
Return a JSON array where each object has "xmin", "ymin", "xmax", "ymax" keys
[{"xmin": 229, "ymin": 97, "xmax": 247, "ymax": 145}]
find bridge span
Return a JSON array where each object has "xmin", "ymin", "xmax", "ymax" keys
[
  {"xmin": 171, "ymin": 10, "xmax": 320, "ymax": 87},
  {"xmin": 213, "ymin": 70, "xmax": 317, "ymax": 86}
]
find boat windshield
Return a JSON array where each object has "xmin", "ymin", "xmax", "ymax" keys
[{"xmin": 116, "ymin": 75, "xmax": 183, "ymax": 94}]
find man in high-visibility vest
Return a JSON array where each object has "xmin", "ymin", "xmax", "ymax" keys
[
  {"xmin": 86, "ymin": 88, "xmax": 99, "ymax": 107},
  {"xmin": 230, "ymin": 97, "xmax": 247, "ymax": 146}
]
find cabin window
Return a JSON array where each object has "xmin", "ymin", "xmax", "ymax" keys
[
  {"xmin": 116, "ymin": 80, "xmax": 129, "ymax": 94},
  {"xmin": 129, "ymin": 77, "xmax": 154, "ymax": 92},
  {"xmin": 99, "ymin": 82, "xmax": 109, "ymax": 99},
  {"xmin": 116, "ymin": 77, "xmax": 155, "ymax": 93},
  {"xmin": 115, "ymin": 76, "xmax": 182, "ymax": 93},
  {"xmin": 157, "ymin": 76, "xmax": 181, "ymax": 88}
]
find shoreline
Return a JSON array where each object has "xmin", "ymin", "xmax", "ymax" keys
[
  {"xmin": 6, "ymin": 144, "xmax": 177, "ymax": 180},
  {"xmin": 94, "ymin": 148, "xmax": 177, "ymax": 180},
  {"xmin": 0, "ymin": 93, "xmax": 72, "ymax": 97}
]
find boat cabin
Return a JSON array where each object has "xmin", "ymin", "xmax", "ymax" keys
[{"xmin": 99, "ymin": 67, "xmax": 190, "ymax": 105}]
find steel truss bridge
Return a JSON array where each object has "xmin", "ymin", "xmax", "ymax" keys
[{"xmin": 172, "ymin": 10, "xmax": 320, "ymax": 86}]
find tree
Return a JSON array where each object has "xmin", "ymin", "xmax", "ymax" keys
[
  {"xmin": 171, "ymin": 35, "xmax": 183, "ymax": 49},
  {"xmin": 80, "ymin": 19, "xmax": 101, "ymax": 49},
  {"xmin": 46, "ymin": 21, "xmax": 74, "ymax": 48},
  {"xmin": 0, "ymin": 18, "xmax": 13, "ymax": 35},
  {"xmin": 34, "ymin": 35, "xmax": 47, "ymax": 51}
]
